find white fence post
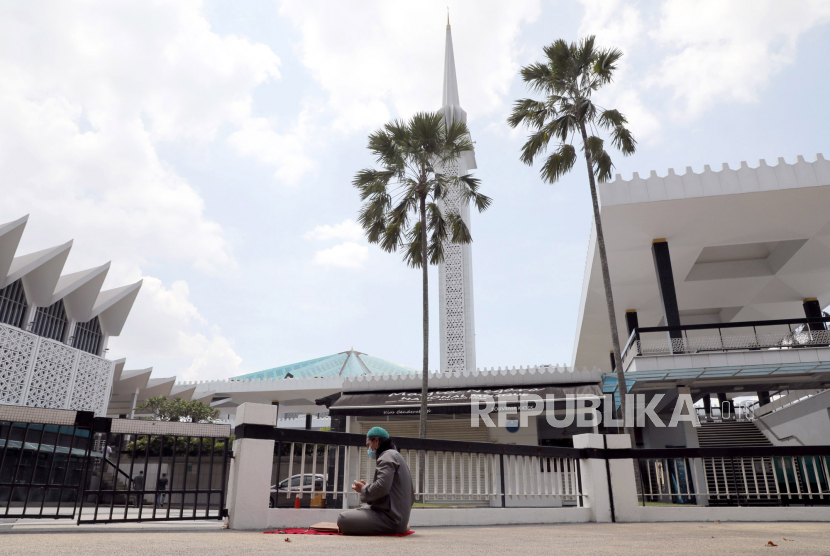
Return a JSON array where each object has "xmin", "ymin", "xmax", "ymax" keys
[
  {"xmin": 604, "ymin": 434, "xmax": 640, "ymax": 522},
  {"xmin": 227, "ymin": 403, "xmax": 276, "ymax": 530},
  {"xmin": 573, "ymin": 433, "xmax": 612, "ymax": 523}
]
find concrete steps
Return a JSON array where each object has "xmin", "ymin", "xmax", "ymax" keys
[{"xmin": 697, "ymin": 420, "xmax": 772, "ymax": 447}]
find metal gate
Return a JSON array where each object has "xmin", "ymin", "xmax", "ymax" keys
[
  {"xmin": 0, "ymin": 405, "xmax": 231, "ymax": 523},
  {"xmin": 0, "ymin": 407, "xmax": 96, "ymax": 519},
  {"xmin": 77, "ymin": 416, "xmax": 231, "ymax": 524}
]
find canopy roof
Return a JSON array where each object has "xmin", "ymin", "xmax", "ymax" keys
[{"xmin": 231, "ymin": 349, "xmax": 418, "ymax": 381}]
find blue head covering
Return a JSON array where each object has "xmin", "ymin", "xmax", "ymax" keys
[{"xmin": 366, "ymin": 426, "xmax": 390, "ymax": 440}]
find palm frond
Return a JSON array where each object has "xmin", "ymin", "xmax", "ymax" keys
[
  {"xmin": 507, "ymin": 98, "xmax": 553, "ymax": 129},
  {"xmin": 446, "ymin": 212, "xmax": 472, "ymax": 244},
  {"xmin": 610, "ymin": 122, "xmax": 636, "ymax": 155},
  {"xmin": 593, "ymin": 47, "xmax": 623, "ymax": 85},
  {"xmin": 597, "ymin": 109, "xmax": 627, "ymax": 129},
  {"xmin": 540, "ymin": 143, "xmax": 576, "ymax": 184},
  {"xmin": 402, "ymin": 221, "xmax": 424, "ymax": 268},
  {"xmin": 587, "ymin": 136, "xmax": 615, "ymax": 182},
  {"xmin": 457, "ymin": 174, "xmax": 492, "ymax": 212}
]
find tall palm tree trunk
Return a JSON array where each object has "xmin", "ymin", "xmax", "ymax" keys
[
  {"xmin": 418, "ymin": 192, "xmax": 429, "ymax": 499},
  {"xmin": 419, "ymin": 192, "xmax": 429, "ymax": 439},
  {"xmin": 577, "ymin": 121, "xmax": 628, "ymax": 432},
  {"xmin": 579, "ymin": 121, "xmax": 644, "ymax": 500}
]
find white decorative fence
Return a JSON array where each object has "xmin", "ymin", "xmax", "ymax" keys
[
  {"xmin": 270, "ymin": 442, "xmax": 583, "ymax": 508},
  {"xmin": 0, "ymin": 322, "xmax": 114, "ymax": 415}
]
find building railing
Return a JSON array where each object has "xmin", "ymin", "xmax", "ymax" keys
[
  {"xmin": 237, "ymin": 425, "xmax": 584, "ymax": 508},
  {"xmin": 621, "ymin": 317, "xmax": 830, "ymax": 371}
]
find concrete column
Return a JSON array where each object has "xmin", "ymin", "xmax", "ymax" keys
[
  {"xmin": 271, "ymin": 401, "xmax": 279, "ymax": 427},
  {"xmin": 803, "ymin": 298, "xmax": 825, "ymax": 331},
  {"xmin": 651, "ymin": 239, "xmax": 682, "ymax": 349},
  {"xmin": 227, "ymin": 403, "xmax": 277, "ymax": 530},
  {"xmin": 574, "ymin": 434, "xmax": 639, "ymax": 523},
  {"xmin": 65, "ymin": 319, "xmax": 77, "ymax": 346},
  {"xmin": 605, "ymin": 434, "xmax": 640, "ymax": 523},
  {"xmin": 573, "ymin": 434, "xmax": 612, "ymax": 523},
  {"xmin": 129, "ymin": 388, "xmax": 139, "ymax": 419},
  {"xmin": 676, "ymin": 387, "xmax": 707, "ymax": 506},
  {"xmin": 625, "ymin": 310, "xmax": 639, "ymax": 342}
]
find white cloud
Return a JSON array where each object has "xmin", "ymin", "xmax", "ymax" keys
[
  {"xmin": 312, "ymin": 242, "xmax": 369, "ymax": 269},
  {"xmin": 107, "ymin": 277, "xmax": 242, "ymax": 381},
  {"xmin": 576, "ymin": 0, "xmax": 662, "ymax": 142},
  {"xmin": 0, "ymin": 1, "xmax": 272, "ymax": 378},
  {"xmin": 227, "ymin": 111, "xmax": 316, "ymax": 186},
  {"xmin": 578, "ymin": 0, "xmax": 644, "ymax": 54},
  {"xmin": 278, "ymin": 0, "xmax": 542, "ymax": 133},
  {"xmin": 304, "ymin": 219, "xmax": 364, "ymax": 242},
  {"xmin": 649, "ymin": 0, "xmax": 830, "ymax": 118},
  {"xmin": 0, "ymin": 1, "xmax": 285, "ymax": 273}
]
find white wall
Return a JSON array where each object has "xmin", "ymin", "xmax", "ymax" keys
[{"xmin": 758, "ymin": 389, "xmax": 830, "ymax": 445}]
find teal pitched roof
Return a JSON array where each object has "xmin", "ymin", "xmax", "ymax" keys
[{"xmin": 231, "ymin": 350, "xmax": 418, "ymax": 381}]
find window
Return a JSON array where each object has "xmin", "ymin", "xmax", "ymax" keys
[
  {"xmin": 32, "ymin": 299, "xmax": 68, "ymax": 342},
  {"xmin": 290, "ymin": 476, "xmax": 301, "ymax": 487},
  {"xmin": 72, "ymin": 316, "xmax": 103, "ymax": 355},
  {"xmin": 303, "ymin": 475, "xmax": 313, "ymax": 486},
  {"xmin": 0, "ymin": 279, "xmax": 28, "ymax": 329}
]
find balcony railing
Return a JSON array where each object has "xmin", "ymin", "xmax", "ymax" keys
[{"xmin": 621, "ymin": 317, "xmax": 830, "ymax": 371}]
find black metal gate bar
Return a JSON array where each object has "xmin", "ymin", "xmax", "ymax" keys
[
  {"xmin": 192, "ymin": 436, "xmax": 202, "ymax": 519},
  {"xmin": 37, "ymin": 424, "xmax": 64, "ymax": 516},
  {"xmin": 179, "ymin": 436, "xmax": 191, "ymax": 518}
]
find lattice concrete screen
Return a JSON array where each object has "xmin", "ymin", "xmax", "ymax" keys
[{"xmin": 0, "ymin": 322, "xmax": 114, "ymax": 415}]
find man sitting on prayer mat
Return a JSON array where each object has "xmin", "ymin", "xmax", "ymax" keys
[{"xmin": 337, "ymin": 427, "xmax": 415, "ymax": 536}]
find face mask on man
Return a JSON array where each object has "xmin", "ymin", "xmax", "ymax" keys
[{"xmin": 367, "ymin": 447, "xmax": 377, "ymax": 460}]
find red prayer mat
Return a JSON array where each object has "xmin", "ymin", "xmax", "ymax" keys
[{"xmin": 264, "ymin": 529, "xmax": 414, "ymax": 537}]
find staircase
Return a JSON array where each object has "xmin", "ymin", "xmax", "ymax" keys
[
  {"xmin": 697, "ymin": 421, "xmax": 782, "ymax": 506},
  {"xmin": 697, "ymin": 420, "xmax": 772, "ymax": 447}
]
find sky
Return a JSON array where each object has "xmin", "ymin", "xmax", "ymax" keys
[{"xmin": 1, "ymin": 0, "xmax": 829, "ymax": 381}]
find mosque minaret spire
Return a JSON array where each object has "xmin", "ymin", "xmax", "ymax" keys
[{"xmin": 438, "ymin": 18, "xmax": 477, "ymax": 373}]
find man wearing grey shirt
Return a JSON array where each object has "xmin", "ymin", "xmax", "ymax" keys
[{"xmin": 337, "ymin": 427, "xmax": 415, "ymax": 535}]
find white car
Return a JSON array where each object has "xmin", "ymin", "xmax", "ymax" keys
[{"xmin": 269, "ymin": 473, "xmax": 327, "ymax": 508}]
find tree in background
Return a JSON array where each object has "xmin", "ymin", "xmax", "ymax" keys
[
  {"xmin": 507, "ymin": 36, "xmax": 636, "ymax": 432},
  {"xmin": 135, "ymin": 396, "xmax": 220, "ymax": 423},
  {"xmin": 354, "ymin": 111, "xmax": 491, "ymax": 439}
]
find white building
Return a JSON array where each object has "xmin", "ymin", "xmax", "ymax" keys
[
  {"xmin": 0, "ymin": 215, "xmax": 141, "ymax": 416},
  {"xmin": 571, "ymin": 154, "xmax": 830, "ymax": 447}
]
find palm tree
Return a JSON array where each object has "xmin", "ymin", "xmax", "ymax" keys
[
  {"xmin": 507, "ymin": 36, "xmax": 636, "ymax": 433},
  {"xmin": 354, "ymin": 111, "xmax": 491, "ymax": 439}
]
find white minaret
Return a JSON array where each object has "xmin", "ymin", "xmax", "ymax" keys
[{"xmin": 438, "ymin": 17, "xmax": 477, "ymax": 373}]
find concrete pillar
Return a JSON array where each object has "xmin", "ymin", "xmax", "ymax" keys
[
  {"xmin": 271, "ymin": 401, "xmax": 279, "ymax": 427},
  {"xmin": 305, "ymin": 413, "xmax": 312, "ymax": 430},
  {"xmin": 573, "ymin": 434, "xmax": 611, "ymax": 522},
  {"xmin": 573, "ymin": 434, "xmax": 639, "ymax": 523},
  {"xmin": 625, "ymin": 309, "xmax": 639, "ymax": 338},
  {"xmin": 227, "ymin": 403, "xmax": 277, "ymax": 530},
  {"xmin": 651, "ymin": 239, "xmax": 682, "ymax": 349},
  {"xmin": 129, "ymin": 388, "xmax": 139, "ymax": 419},
  {"xmin": 758, "ymin": 391, "xmax": 771, "ymax": 406},
  {"xmin": 676, "ymin": 387, "xmax": 707, "ymax": 506},
  {"xmin": 803, "ymin": 298, "xmax": 825, "ymax": 331}
]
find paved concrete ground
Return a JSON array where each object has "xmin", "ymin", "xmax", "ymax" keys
[{"xmin": 2, "ymin": 520, "xmax": 829, "ymax": 555}]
